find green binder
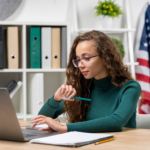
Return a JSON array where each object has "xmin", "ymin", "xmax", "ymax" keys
[{"xmin": 30, "ymin": 27, "xmax": 41, "ymax": 68}]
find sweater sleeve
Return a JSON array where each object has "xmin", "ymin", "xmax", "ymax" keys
[
  {"xmin": 67, "ymin": 81, "xmax": 141, "ymax": 132},
  {"xmin": 38, "ymin": 95, "xmax": 64, "ymax": 119}
]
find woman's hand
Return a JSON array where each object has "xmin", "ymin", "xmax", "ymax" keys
[
  {"xmin": 31, "ymin": 115, "xmax": 67, "ymax": 133},
  {"xmin": 54, "ymin": 84, "xmax": 77, "ymax": 102}
]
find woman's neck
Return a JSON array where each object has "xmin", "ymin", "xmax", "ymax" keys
[{"xmin": 94, "ymin": 67, "xmax": 109, "ymax": 80}]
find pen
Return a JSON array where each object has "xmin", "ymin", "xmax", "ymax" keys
[
  {"xmin": 67, "ymin": 96, "xmax": 91, "ymax": 101},
  {"xmin": 94, "ymin": 137, "xmax": 114, "ymax": 145}
]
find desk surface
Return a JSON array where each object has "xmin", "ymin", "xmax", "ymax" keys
[{"xmin": 0, "ymin": 120, "xmax": 150, "ymax": 150}]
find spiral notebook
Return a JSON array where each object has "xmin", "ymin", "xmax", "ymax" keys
[{"xmin": 30, "ymin": 131, "xmax": 114, "ymax": 147}]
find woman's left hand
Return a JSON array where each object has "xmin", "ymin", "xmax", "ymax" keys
[{"xmin": 31, "ymin": 115, "xmax": 67, "ymax": 133}]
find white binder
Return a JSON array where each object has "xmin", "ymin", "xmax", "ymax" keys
[
  {"xmin": 41, "ymin": 27, "xmax": 51, "ymax": 69},
  {"xmin": 27, "ymin": 73, "xmax": 44, "ymax": 115}
]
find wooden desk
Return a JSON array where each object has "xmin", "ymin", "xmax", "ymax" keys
[{"xmin": 0, "ymin": 120, "xmax": 150, "ymax": 150}]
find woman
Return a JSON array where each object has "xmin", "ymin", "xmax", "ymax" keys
[{"xmin": 32, "ymin": 30, "xmax": 141, "ymax": 133}]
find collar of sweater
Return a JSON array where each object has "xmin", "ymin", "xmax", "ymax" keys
[{"xmin": 92, "ymin": 75, "xmax": 113, "ymax": 89}]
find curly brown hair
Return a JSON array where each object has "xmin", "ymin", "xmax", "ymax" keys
[{"xmin": 63, "ymin": 30, "xmax": 134, "ymax": 123}]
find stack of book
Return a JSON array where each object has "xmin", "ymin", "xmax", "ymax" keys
[{"xmin": 29, "ymin": 26, "xmax": 67, "ymax": 69}]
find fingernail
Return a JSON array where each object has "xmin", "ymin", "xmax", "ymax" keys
[
  {"xmin": 61, "ymin": 93, "xmax": 63, "ymax": 95},
  {"xmin": 69, "ymin": 96, "xmax": 71, "ymax": 99},
  {"xmin": 65, "ymin": 96, "xmax": 67, "ymax": 98}
]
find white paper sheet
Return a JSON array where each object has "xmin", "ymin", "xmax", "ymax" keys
[{"xmin": 30, "ymin": 131, "xmax": 114, "ymax": 146}]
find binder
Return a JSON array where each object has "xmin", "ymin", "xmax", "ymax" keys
[
  {"xmin": 10, "ymin": 81, "xmax": 22, "ymax": 99},
  {"xmin": 0, "ymin": 26, "xmax": 3, "ymax": 69},
  {"xmin": 7, "ymin": 26, "xmax": 19, "ymax": 69},
  {"xmin": 41, "ymin": 27, "xmax": 51, "ymax": 69},
  {"xmin": 6, "ymin": 80, "xmax": 17, "ymax": 93},
  {"xmin": 30, "ymin": 27, "xmax": 41, "ymax": 68},
  {"xmin": 51, "ymin": 28, "xmax": 61, "ymax": 68},
  {"xmin": 27, "ymin": 73, "xmax": 44, "ymax": 115},
  {"xmin": 61, "ymin": 26, "xmax": 67, "ymax": 68},
  {"xmin": 3, "ymin": 27, "xmax": 7, "ymax": 68}
]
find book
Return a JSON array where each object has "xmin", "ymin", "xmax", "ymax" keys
[
  {"xmin": 6, "ymin": 80, "xmax": 17, "ymax": 93},
  {"xmin": 61, "ymin": 26, "xmax": 67, "ymax": 68},
  {"xmin": 30, "ymin": 27, "xmax": 41, "ymax": 68},
  {"xmin": 0, "ymin": 26, "xmax": 3, "ymax": 69},
  {"xmin": 27, "ymin": 73, "xmax": 44, "ymax": 115},
  {"xmin": 9, "ymin": 81, "xmax": 22, "ymax": 99},
  {"xmin": 51, "ymin": 28, "xmax": 61, "ymax": 68},
  {"xmin": 30, "ymin": 131, "xmax": 114, "ymax": 147},
  {"xmin": 7, "ymin": 26, "xmax": 19, "ymax": 69},
  {"xmin": 41, "ymin": 27, "xmax": 51, "ymax": 69},
  {"xmin": 2, "ymin": 27, "xmax": 7, "ymax": 68}
]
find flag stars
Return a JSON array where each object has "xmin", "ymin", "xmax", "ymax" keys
[
  {"xmin": 148, "ymin": 33, "xmax": 150, "ymax": 37},
  {"xmin": 147, "ymin": 26, "xmax": 150, "ymax": 30},
  {"xmin": 146, "ymin": 19, "xmax": 149, "ymax": 23},
  {"xmin": 144, "ymin": 42, "xmax": 148, "ymax": 47}
]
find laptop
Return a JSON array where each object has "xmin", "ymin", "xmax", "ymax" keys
[{"xmin": 0, "ymin": 88, "xmax": 59, "ymax": 142}]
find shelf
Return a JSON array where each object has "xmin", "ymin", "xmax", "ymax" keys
[
  {"xmin": 78, "ymin": 28, "xmax": 136, "ymax": 34},
  {"xmin": 0, "ymin": 69, "xmax": 24, "ymax": 72},
  {"xmin": 26, "ymin": 114, "xmax": 36, "ymax": 119},
  {"xmin": 0, "ymin": 21, "xmax": 70, "ymax": 120},
  {"xmin": 26, "ymin": 69, "xmax": 66, "ymax": 72},
  {"xmin": 16, "ymin": 113, "xmax": 24, "ymax": 119},
  {"xmin": 0, "ymin": 21, "xmax": 69, "ymax": 26},
  {"xmin": 17, "ymin": 113, "xmax": 36, "ymax": 119},
  {"xmin": 0, "ymin": 63, "xmax": 138, "ymax": 73},
  {"xmin": 123, "ymin": 62, "xmax": 139, "ymax": 65}
]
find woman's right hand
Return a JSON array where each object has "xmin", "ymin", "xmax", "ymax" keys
[{"xmin": 54, "ymin": 85, "xmax": 77, "ymax": 102}]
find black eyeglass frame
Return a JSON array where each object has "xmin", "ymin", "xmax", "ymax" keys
[{"xmin": 72, "ymin": 55, "xmax": 99, "ymax": 68}]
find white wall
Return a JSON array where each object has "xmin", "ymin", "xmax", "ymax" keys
[
  {"xmin": 5, "ymin": 0, "xmax": 69, "ymax": 22},
  {"xmin": 4, "ymin": 0, "xmax": 150, "ymax": 47}
]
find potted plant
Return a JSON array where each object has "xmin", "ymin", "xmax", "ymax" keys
[
  {"xmin": 94, "ymin": 0, "xmax": 124, "ymax": 28},
  {"xmin": 110, "ymin": 37, "xmax": 125, "ymax": 58}
]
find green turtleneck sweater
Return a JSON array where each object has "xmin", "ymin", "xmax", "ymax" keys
[{"xmin": 38, "ymin": 76, "xmax": 141, "ymax": 132}]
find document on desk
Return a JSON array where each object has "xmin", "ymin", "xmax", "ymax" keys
[{"xmin": 30, "ymin": 131, "xmax": 114, "ymax": 147}]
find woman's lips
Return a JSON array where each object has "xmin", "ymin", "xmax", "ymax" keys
[{"xmin": 82, "ymin": 71, "xmax": 88, "ymax": 75}]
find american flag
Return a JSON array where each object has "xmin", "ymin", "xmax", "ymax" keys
[{"xmin": 135, "ymin": 3, "xmax": 150, "ymax": 114}]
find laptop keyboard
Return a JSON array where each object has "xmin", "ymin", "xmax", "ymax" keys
[{"xmin": 23, "ymin": 134, "xmax": 37, "ymax": 138}]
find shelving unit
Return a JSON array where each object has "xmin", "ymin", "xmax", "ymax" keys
[
  {"xmin": 73, "ymin": 0, "xmax": 138, "ymax": 79},
  {"xmin": 0, "ymin": 21, "xmax": 70, "ymax": 120},
  {"xmin": 0, "ymin": 0, "xmax": 139, "ymax": 120}
]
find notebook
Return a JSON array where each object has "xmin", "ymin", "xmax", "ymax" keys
[{"xmin": 30, "ymin": 131, "xmax": 114, "ymax": 147}]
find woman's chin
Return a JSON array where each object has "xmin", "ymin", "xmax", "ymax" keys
[{"xmin": 83, "ymin": 75, "xmax": 92, "ymax": 79}]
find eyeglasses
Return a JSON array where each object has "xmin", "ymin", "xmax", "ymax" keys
[{"xmin": 72, "ymin": 55, "xmax": 99, "ymax": 68}]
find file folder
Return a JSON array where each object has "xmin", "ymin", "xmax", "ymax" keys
[
  {"xmin": 30, "ymin": 27, "xmax": 41, "ymax": 68},
  {"xmin": 7, "ymin": 26, "xmax": 19, "ymax": 69},
  {"xmin": 27, "ymin": 73, "xmax": 44, "ymax": 115},
  {"xmin": 41, "ymin": 27, "xmax": 51, "ymax": 69},
  {"xmin": 0, "ymin": 26, "xmax": 3, "ymax": 69},
  {"xmin": 61, "ymin": 26, "xmax": 67, "ymax": 68},
  {"xmin": 51, "ymin": 28, "xmax": 61, "ymax": 68}
]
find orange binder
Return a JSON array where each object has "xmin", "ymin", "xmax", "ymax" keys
[
  {"xmin": 7, "ymin": 27, "xmax": 19, "ymax": 69},
  {"xmin": 51, "ymin": 28, "xmax": 61, "ymax": 68}
]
